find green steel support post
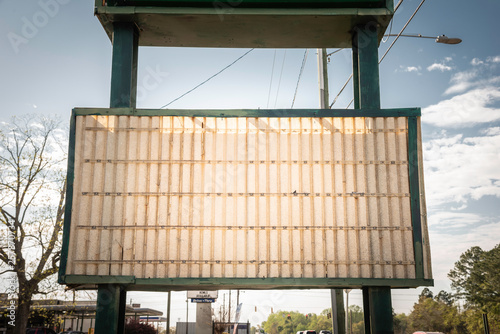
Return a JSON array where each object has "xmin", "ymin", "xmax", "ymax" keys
[
  {"xmin": 367, "ymin": 287, "xmax": 394, "ymax": 334},
  {"xmin": 118, "ymin": 287, "xmax": 127, "ymax": 334},
  {"xmin": 362, "ymin": 288, "xmax": 371, "ymax": 334},
  {"xmin": 96, "ymin": 21, "xmax": 138, "ymax": 334},
  {"xmin": 95, "ymin": 285, "xmax": 123, "ymax": 334},
  {"xmin": 354, "ymin": 23, "xmax": 393, "ymax": 334},
  {"xmin": 354, "ymin": 23, "xmax": 380, "ymax": 109},
  {"xmin": 110, "ymin": 21, "xmax": 139, "ymax": 108},
  {"xmin": 352, "ymin": 36, "xmax": 360, "ymax": 109}
]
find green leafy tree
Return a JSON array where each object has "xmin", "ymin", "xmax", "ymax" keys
[
  {"xmin": 393, "ymin": 312, "xmax": 408, "ymax": 334},
  {"xmin": 0, "ymin": 116, "xmax": 66, "ymax": 334},
  {"xmin": 346, "ymin": 305, "xmax": 364, "ymax": 334},
  {"xmin": 448, "ymin": 244, "xmax": 500, "ymax": 315},
  {"xmin": 407, "ymin": 290, "xmax": 466, "ymax": 334}
]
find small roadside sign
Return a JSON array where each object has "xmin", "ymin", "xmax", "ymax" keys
[
  {"xmin": 187, "ymin": 291, "xmax": 218, "ymax": 299},
  {"xmin": 191, "ymin": 298, "xmax": 216, "ymax": 303}
]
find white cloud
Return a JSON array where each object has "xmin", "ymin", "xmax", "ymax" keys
[
  {"xmin": 471, "ymin": 58, "xmax": 484, "ymax": 66},
  {"xmin": 427, "ymin": 63, "xmax": 453, "ymax": 72},
  {"xmin": 423, "ymin": 130, "xmax": 500, "ymax": 207},
  {"xmin": 487, "ymin": 55, "xmax": 500, "ymax": 63},
  {"xmin": 482, "ymin": 127, "xmax": 500, "ymax": 135},
  {"xmin": 422, "ymin": 87, "xmax": 500, "ymax": 127},
  {"xmin": 429, "ymin": 221, "xmax": 500, "ymax": 282},
  {"xmin": 396, "ymin": 65, "xmax": 421, "ymax": 74},
  {"xmin": 445, "ymin": 55, "xmax": 500, "ymax": 95},
  {"xmin": 427, "ymin": 57, "xmax": 454, "ymax": 72},
  {"xmin": 405, "ymin": 66, "xmax": 420, "ymax": 73},
  {"xmin": 427, "ymin": 211, "xmax": 483, "ymax": 229}
]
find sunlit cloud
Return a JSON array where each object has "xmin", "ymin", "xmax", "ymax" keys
[
  {"xmin": 471, "ymin": 58, "xmax": 484, "ymax": 66},
  {"xmin": 427, "ymin": 57, "xmax": 454, "ymax": 72},
  {"xmin": 445, "ymin": 55, "xmax": 500, "ymax": 95},
  {"xmin": 422, "ymin": 87, "xmax": 500, "ymax": 127},
  {"xmin": 427, "ymin": 63, "xmax": 453, "ymax": 72},
  {"xmin": 423, "ymin": 130, "xmax": 500, "ymax": 207},
  {"xmin": 396, "ymin": 65, "xmax": 422, "ymax": 74},
  {"xmin": 429, "ymin": 221, "xmax": 500, "ymax": 281}
]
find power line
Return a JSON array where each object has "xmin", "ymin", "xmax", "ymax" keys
[
  {"xmin": 379, "ymin": 0, "xmax": 427, "ymax": 64},
  {"xmin": 291, "ymin": 49, "xmax": 309, "ymax": 108},
  {"xmin": 159, "ymin": 48, "xmax": 255, "ymax": 109},
  {"xmin": 266, "ymin": 50, "xmax": 277, "ymax": 108},
  {"xmin": 331, "ymin": 0, "xmax": 418, "ymax": 108},
  {"xmin": 273, "ymin": 50, "xmax": 287, "ymax": 108}
]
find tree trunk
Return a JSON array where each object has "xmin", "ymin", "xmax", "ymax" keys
[{"xmin": 14, "ymin": 291, "xmax": 32, "ymax": 334}]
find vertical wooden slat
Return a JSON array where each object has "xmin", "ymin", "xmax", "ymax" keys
[
  {"xmin": 334, "ymin": 117, "xmax": 347, "ymax": 277},
  {"xmin": 365, "ymin": 117, "xmax": 378, "ymax": 278},
  {"xmin": 345, "ymin": 117, "xmax": 358, "ymax": 278},
  {"xmin": 145, "ymin": 116, "xmax": 160, "ymax": 278},
  {"xmin": 324, "ymin": 118, "xmax": 336, "ymax": 278},
  {"xmin": 168, "ymin": 117, "xmax": 179, "ymax": 277},
  {"xmin": 395, "ymin": 117, "xmax": 408, "ymax": 278},
  {"xmin": 179, "ymin": 117, "xmax": 191, "ymax": 277},
  {"xmin": 113, "ymin": 116, "xmax": 128, "ymax": 276},
  {"xmin": 157, "ymin": 116, "xmax": 169, "ymax": 278},
  {"xmin": 108, "ymin": 116, "xmax": 122, "ymax": 276},
  {"xmin": 134, "ymin": 116, "xmax": 149, "ymax": 277},
  {"xmin": 385, "ymin": 117, "xmax": 397, "ymax": 278},
  {"xmin": 356, "ymin": 117, "xmax": 369, "ymax": 278},
  {"xmin": 71, "ymin": 116, "xmax": 87, "ymax": 275},
  {"xmin": 98, "ymin": 115, "xmax": 112, "ymax": 276},
  {"xmin": 375, "ymin": 117, "xmax": 388, "ymax": 278},
  {"xmin": 191, "ymin": 117, "xmax": 203, "ymax": 278},
  {"xmin": 90, "ymin": 116, "xmax": 107, "ymax": 276}
]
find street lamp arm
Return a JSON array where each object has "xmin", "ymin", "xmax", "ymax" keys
[{"xmin": 384, "ymin": 34, "xmax": 462, "ymax": 44}]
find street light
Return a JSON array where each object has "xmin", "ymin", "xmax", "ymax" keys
[
  {"xmin": 384, "ymin": 34, "xmax": 462, "ymax": 44},
  {"xmin": 321, "ymin": 32, "xmax": 463, "ymax": 108}
]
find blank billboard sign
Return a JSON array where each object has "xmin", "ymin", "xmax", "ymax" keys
[{"xmin": 60, "ymin": 109, "xmax": 432, "ymax": 289}]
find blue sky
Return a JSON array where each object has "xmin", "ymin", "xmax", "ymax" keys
[{"xmin": 1, "ymin": 0, "xmax": 499, "ymax": 327}]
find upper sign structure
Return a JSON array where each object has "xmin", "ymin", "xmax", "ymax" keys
[{"xmin": 94, "ymin": 0, "xmax": 394, "ymax": 48}]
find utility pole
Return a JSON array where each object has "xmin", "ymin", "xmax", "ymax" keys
[
  {"xmin": 229, "ymin": 290, "xmax": 232, "ymax": 323},
  {"xmin": 166, "ymin": 292, "xmax": 171, "ymax": 334},
  {"xmin": 317, "ymin": 48, "xmax": 329, "ymax": 109},
  {"xmin": 345, "ymin": 289, "xmax": 351, "ymax": 334},
  {"xmin": 186, "ymin": 299, "xmax": 189, "ymax": 334}
]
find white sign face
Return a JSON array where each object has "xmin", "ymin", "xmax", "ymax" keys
[
  {"xmin": 63, "ymin": 115, "xmax": 431, "ymax": 282},
  {"xmin": 187, "ymin": 291, "xmax": 218, "ymax": 299}
]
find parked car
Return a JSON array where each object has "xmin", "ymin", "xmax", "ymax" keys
[
  {"xmin": 319, "ymin": 331, "xmax": 332, "ymax": 334},
  {"xmin": 303, "ymin": 331, "xmax": 317, "ymax": 334},
  {"xmin": 296, "ymin": 331, "xmax": 303, "ymax": 334},
  {"xmin": 26, "ymin": 328, "xmax": 57, "ymax": 334}
]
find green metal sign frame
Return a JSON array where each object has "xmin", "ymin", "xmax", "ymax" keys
[
  {"xmin": 59, "ymin": 107, "xmax": 432, "ymax": 291},
  {"xmin": 94, "ymin": 0, "xmax": 394, "ymax": 48},
  {"xmin": 106, "ymin": 0, "xmax": 386, "ymax": 8}
]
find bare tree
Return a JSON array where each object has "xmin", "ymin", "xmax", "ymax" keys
[{"xmin": 0, "ymin": 115, "xmax": 66, "ymax": 334}]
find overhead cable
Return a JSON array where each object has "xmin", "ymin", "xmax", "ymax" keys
[
  {"xmin": 331, "ymin": 0, "xmax": 419, "ymax": 108},
  {"xmin": 273, "ymin": 50, "xmax": 287, "ymax": 108},
  {"xmin": 160, "ymin": 48, "xmax": 255, "ymax": 109},
  {"xmin": 267, "ymin": 50, "xmax": 277, "ymax": 108},
  {"xmin": 291, "ymin": 49, "xmax": 309, "ymax": 108}
]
